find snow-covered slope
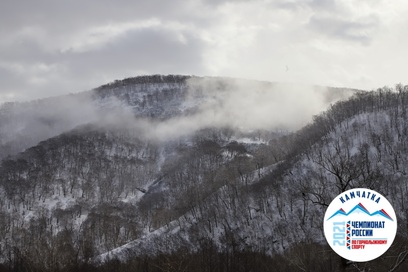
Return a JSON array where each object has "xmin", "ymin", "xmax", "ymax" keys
[
  {"xmin": 93, "ymin": 86, "xmax": 408, "ymax": 267},
  {"xmin": 1, "ymin": 74, "xmax": 376, "ymax": 270}
]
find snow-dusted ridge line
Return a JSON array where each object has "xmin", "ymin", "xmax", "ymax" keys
[{"xmin": 93, "ymin": 163, "xmax": 278, "ymax": 264}]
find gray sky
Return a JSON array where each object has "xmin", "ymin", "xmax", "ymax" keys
[{"xmin": 1, "ymin": 0, "xmax": 407, "ymax": 103}]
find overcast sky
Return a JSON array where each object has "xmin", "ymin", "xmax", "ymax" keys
[{"xmin": 1, "ymin": 0, "xmax": 407, "ymax": 103}]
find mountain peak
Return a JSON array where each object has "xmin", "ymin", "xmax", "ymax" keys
[{"xmin": 328, "ymin": 203, "xmax": 393, "ymax": 221}]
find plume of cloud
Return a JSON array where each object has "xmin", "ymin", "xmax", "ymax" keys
[
  {"xmin": 0, "ymin": 77, "xmax": 353, "ymax": 158},
  {"xmin": 120, "ymin": 77, "xmax": 353, "ymax": 141},
  {"xmin": 0, "ymin": 92, "xmax": 102, "ymax": 158}
]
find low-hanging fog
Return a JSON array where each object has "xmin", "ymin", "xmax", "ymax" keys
[
  {"xmin": 0, "ymin": 76, "xmax": 355, "ymax": 157},
  {"xmin": 114, "ymin": 77, "xmax": 355, "ymax": 141}
]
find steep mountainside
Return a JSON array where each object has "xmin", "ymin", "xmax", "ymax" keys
[
  {"xmin": 95, "ymin": 86, "xmax": 408, "ymax": 270},
  {"xmin": 2, "ymin": 75, "xmax": 407, "ymax": 271}
]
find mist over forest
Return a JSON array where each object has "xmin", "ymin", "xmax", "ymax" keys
[{"xmin": 0, "ymin": 75, "xmax": 408, "ymax": 272}]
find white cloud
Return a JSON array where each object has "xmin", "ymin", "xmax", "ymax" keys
[
  {"xmin": 61, "ymin": 19, "xmax": 163, "ymax": 53},
  {"xmin": 0, "ymin": 0, "xmax": 407, "ymax": 104}
]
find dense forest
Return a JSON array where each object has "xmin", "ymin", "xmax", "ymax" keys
[{"xmin": 0, "ymin": 76, "xmax": 407, "ymax": 271}]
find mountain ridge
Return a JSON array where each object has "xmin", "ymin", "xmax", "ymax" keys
[
  {"xmin": 0, "ymin": 75, "xmax": 356, "ymax": 160},
  {"xmin": 327, "ymin": 203, "xmax": 394, "ymax": 221},
  {"xmin": 1, "ymin": 75, "xmax": 407, "ymax": 271}
]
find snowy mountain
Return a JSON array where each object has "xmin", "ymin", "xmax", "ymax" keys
[
  {"xmin": 1, "ymin": 75, "xmax": 407, "ymax": 271},
  {"xmin": 327, "ymin": 203, "xmax": 394, "ymax": 220}
]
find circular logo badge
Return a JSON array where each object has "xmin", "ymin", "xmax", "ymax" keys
[{"xmin": 323, "ymin": 188, "xmax": 397, "ymax": 262}]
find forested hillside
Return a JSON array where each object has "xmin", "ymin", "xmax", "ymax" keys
[
  {"xmin": 0, "ymin": 76, "xmax": 407, "ymax": 271},
  {"xmin": 95, "ymin": 85, "xmax": 408, "ymax": 272}
]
